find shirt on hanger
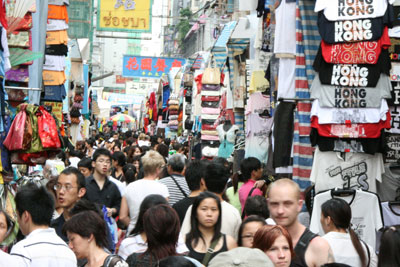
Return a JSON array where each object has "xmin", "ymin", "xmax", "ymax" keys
[
  {"xmin": 47, "ymin": 19, "xmax": 69, "ymax": 32},
  {"xmin": 245, "ymin": 92, "xmax": 271, "ymax": 115},
  {"xmin": 310, "ymin": 147, "xmax": 384, "ymax": 194},
  {"xmin": 380, "ymin": 201, "xmax": 400, "ymax": 226},
  {"xmin": 314, "ymin": 48, "xmax": 391, "ymax": 87},
  {"xmin": 274, "ymin": 0, "xmax": 296, "ymax": 55},
  {"xmin": 245, "ymin": 113, "xmax": 273, "ymax": 163},
  {"xmin": 46, "ymin": 30, "xmax": 68, "ymax": 45},
  {"xmin": 314, "ymin": 0, "xmax": 394, "ymax": 21},
  {"xmin": 42, "ymin": 70, "xmax": 66, "ymax": 86},
  {"xmin": 377, "ymin": 167, "xmax": 400, "ymax": 201},
  {"xmin": 320, "ymin": 27, "xmax": 391, "ymax": 64},
  {"xmin": 311, "ymin": 99, "xmax": 389, "ymax": 124},
  {"xmin": 317, "ymin": 6, "xmax": 393, "ymax": 44},
  {"xmin": 43, "ymin": 85, "xmax": 67, "ymax": 102},
  {"xmin": 310, "ymin": 190, "xmax": 383, "ymax": 250},
  {"xmin": 43, "ymin": 55, "xmax": 66, "ymax": 71},
  {"xmin": 310, "ymin": 74, "xmax": 392, "ymax": 108},
  {"xmin": 277, "ymin": 58, "xmax": 296, "ymax": 99},
  {"xmin": 311, "ymin": 112, "xmax": 391, "ymax": 138},
  {"xmin": 45, "ymin": 44, "xmax": 68, "ymax": 56},
  {"xmin": 47, "ymin": 5, "xmax": 69, "ymax": 23}
]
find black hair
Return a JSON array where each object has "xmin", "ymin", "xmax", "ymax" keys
[
  {"xmin": 130, "ymin": 194, "xmax": 168, "ymax": 236},
  {"xmin": 62, "ymin": 211, "xmax": 109, "ymax": 249},
  {"xmin": 321, "ymin": 199, "xmax": 367, "ymax": 267},
  {"xmin": 59, "ymin": 167, "xmax": 86, "ymax": 190},
  {"xmin": 232, "ymin": 157, "xmax": 261, "ymax": 193},
  {"xmin": 244, "ymin": 195, "xmax": 269, "ymax": 219},
  {"xmin": 112, "ymin": 151, "xmax": 126, "ymax": 167},
  {"xmin": 85, "ymin": 138, "xmax": 95, "ymax": 147},
  {"xmin": 237, "ymin": 215, "xmax": 267, "ymax": 246},
  {"xmin": 164, "ymin": 138, "xmax": 171, "ymax": 147},
  {"xmin": 113, "ymin": 140, "xmax": 121, "ymax": 150},
  {"xmin": 78, "ymin": 157, "xmax": 93, "ymax": 170},
  {"xmin": 141, "ymin": 146, "xmax": 151, "ymax": 156},
  {"xmin": 123, "ymin": 164, "xmax": 137, "ymax": 184},
  {"xmin": 378, "ymin": 225, "xmax": 400, "ymax": 267},
  {"xmin": 167, "ymin": 154, "xmax": 186, "ymax": 173},
  {"xmin": 203, "ymin": 162, "xmax": 229, "ymax": 194},
  {"xmin": 172, "ymin": 142, "xmax": 182, "ymax": 152},
  {"xmin": 185, "ymin": 160, "xmax": 206, "ymax": 191},
  {"xmin": 125, "ymin": 131, "xmax": 132, "ymax": 139},
  {"xmin": 159, "ymin": 256, "xmax": 196, "ymax": 267},
  {"xmin": 157, "ymin": 143, "xmax": 169, "ymax": 159},
  {"xmin": 92, "ymin": 148, "xmax": 112, "ymax": 161},
  {"xmin": 15, "ymin": 185, "xmax": 54, "ymax": 226},
  {"xmin": 188, "ymin": 191, "xmax": 222, "ymax": 247},
  {"xmin": 70, "ymin": 199, "xmax": 103, "ymax": 216}
]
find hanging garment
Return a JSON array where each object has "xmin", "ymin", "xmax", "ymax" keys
[
  {"xmin": 217, "ymin": 124, "xmax": 239, "ymax": 158},
  {"xmin": 245, "ymin": 114, "xmax": 273, "ymax": 163}
]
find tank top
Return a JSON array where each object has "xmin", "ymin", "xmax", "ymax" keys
[
  {"xmin": 290, "ymin": 228, "xmax": 318, "ymax": 267},
  {"xmin": 185, "ymin": 234, "xmax": 228, "ymax": 264}
]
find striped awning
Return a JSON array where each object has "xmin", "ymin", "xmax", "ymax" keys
[
  {"xmin": 227, "ymin": 38, "xmax": 250, "ymax": 89},
  {"xmin": 211, "ymin": 21, "xmax": 237, "ymax": 69}
]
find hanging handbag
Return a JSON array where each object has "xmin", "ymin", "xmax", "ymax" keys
[
  {"xmin": 3, "ymin": 104, "xmax": 28, "ymax": 151},
  {"xmin": 38, "ymin": 106, "xmax": 61, "ymax": 149},
  {"xmin": 70, "ymin": 107, "xmax": 81, "ymax": 118},
  {"xmin": 183, "ymin": 73, "xmax": 194, "ymax": 86},
  {"xmin": 202, "ymin": 56, "xmax": 221, "ymax": 85}
]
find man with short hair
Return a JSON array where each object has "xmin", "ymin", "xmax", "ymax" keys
[
  {"xmin": 84, "ymin": 148, "xmax": 121, "ymax": 218},
  {"xmin": 173, "ymin": 160, "xmax": 207, "ymax": 224},
  {"xmin": 51, "ymin": 167, "xmax": 86, "ymax": 242},
  {"xmin": 0, "ymin": 184, "xmax": 77, "ymax": 266},
  {"xmin": 159, "ymin": 154, "xmax": 190, "ymax": 206},
  {"xmin": 180, "ymin": 162, "xmax": 242, "ymax": 239},
  {"xmin": 267, "ymin": 178, "xmax": 334, "ymax": 267}
]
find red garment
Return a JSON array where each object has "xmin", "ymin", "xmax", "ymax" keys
[
  {"xmin": 146, "ymin": 92, "xmax": 157, "ymax": 122},
  {"xmin": 0, "ymin": 0, "xmax": 8, "ymax": 29},
  {"xmin": 201, "ymin": 96, "xmax": 220, "ymax": 102},
  {"xmin": 311, "ymin": 112, "xmax": 391, "ymax": 138},
  {"xmin": 321, "ymin": 27, "xmax": 391, "ymax": 64},
  {"xmin": 195, "ymin": 74, "xmax": 203, "ymax": 94}
]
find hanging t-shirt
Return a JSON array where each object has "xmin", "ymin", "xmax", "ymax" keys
[
  {"xmin": 245, "ymin": 114, "xmax": 273, "ymax": 163},
  {"xmin": 320, "ymin": 27, "xmax": 391, "ymax": 64},
  {"xmin": 47, "ymin": 5, "xmax": 69, "ymax": 23},
  {"xmin": 245, "ymin": 92, "xmax": 271, "ymax": 115},
  {"xmin": 314, "ymin": 48, "xmax": 391, "ymax": 87},
  {"xmin": 311, "ymin": 99, "xmax": 389, "ymax": 124},
  {"xmin": 311, "ymin": 112, "xmax": 391, "ymax": 138},
  {"xmin": 317, "ymin": 5, "xmax": 394, "ymax": 44},
  {"xmin": 45, "ymin": 44, "xmax": 68, "ymax": 56},
  {"xmin": 274, "ymin": 0, "xmax": 296, "ymax": 55},
  {"xmin": 310, "ymin": 74, "xmax": 392, "ymax": 108},
  {"xmin": 248, "ymin": 70, "xmax": 270, "ymax": 94},
  {"xmin": 47, "ymin": 19, "xmax": 69, "ymax": 32},
  {"xmin": 384, "ymin": 133, "xmax": 400, "ymax": 163},
  {"xmin": 310, "ymin": 128, "xmax": 386, "ymax": 154},
  {"xmin": 310, "ymin": 147, "xmax": 384, "ymax": 193},
  {"xmin": 389, "ymin": 106, "xmax": 400, "ymax": 133},
  {"xmin": 310, "ymin": 190, "xmax": 383, "ymax": 250},
  {"xmin": 42, "ymin": 70, "xmax": 66, "ymax": 86},
  {"xmin": 43, "ymin": 85, "xmax": 67, "ymax": 102},
  {"xmin": 277, "ymin": 58, "xmax": 296, "ymax": 99},
  {"xmin": 377, "ymin": 167, "xmax": 400, "ymax": 201},
  {"xmin": 46, "ymin": 30, "xmax": 68, "ymax": 45},
  {"xmin": 380, "ymin": 201, "xmax": 400, "ymax": 226},
  {"xmin": 43, "ymin": 55, "xmax": 66, "ymax": 71},
  {"xmin": 314, "ymin": 0, "xmax": 394, "ymax": 21}
]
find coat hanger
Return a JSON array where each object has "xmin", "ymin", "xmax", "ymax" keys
[
  {"xmin": 331, "ymin": 187, "xmax": 356, "ymax": 197},
  {"xmin": 259, "ymin": 109, "xmax": 270, "ymax": 118}
]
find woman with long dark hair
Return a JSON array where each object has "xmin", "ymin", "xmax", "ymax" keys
[
  {"xmin": 320, "ymin": 198, "xmax": 377, "ymax": 267},
  {"xmin": 378, "ymin": 225, "xmax": 400, "ymax": 267},
  {"xmin": 126, "ymin": 204, "xmax": 182, "ymax": 266},
  {"xmin": 252, "ymin": 225, "xmax": 294, "ymax": 267},
  {"xmin": 118, "ymin": 195, "xmax": 187, "ymax": 260},
  {"xmin": 185, "ymin": 192, "xmax": 237, "ymax": 266}
]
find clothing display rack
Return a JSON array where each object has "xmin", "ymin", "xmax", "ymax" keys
[{"xmin": 4, "ymin": 86, "xmax": 41, "ymax": 91}]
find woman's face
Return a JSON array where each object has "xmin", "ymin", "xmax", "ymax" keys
[
  {"xmin": 0, "ymin": 213, "xmax": 8, "ymax": 243},
  {"xmin": 241, "ymin": 221, "xmax": 264, "ymax": 248},
  {"xmin": 265, "ymin": 235, "xmax": 291, "ymax": 267},
  {"xmin": 67, "ymin": 232, "xmax": 90, "ymax": 259},
  {"xmin": 133, "ymin": 161, "xmax": 140, "ymax": 173},
  {"xmin": 134, "ymin": 148, "xmax": 141, "ymax": 156},
  {"xmin": 196, "ymin": 198, "xmax": 219, "ymax": 228}
]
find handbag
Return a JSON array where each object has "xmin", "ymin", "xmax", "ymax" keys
[
  {"xmin": 183, "ymin": 73, "xmax": 194, "ymax": 86},
  {"xmin": 202, "ymin": 57, "xmax": 221, "ymax": 85},
  {"xmin": 202, "ymin": 84, "xmax": 220, "ymax": 91}
]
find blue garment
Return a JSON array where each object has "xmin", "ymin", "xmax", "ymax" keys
[
  {"xmin": 218, "ymin": 140, "xmax": 234, "ymax": 158},
  {"xmin": 162, "ymin": 85, "xmax": 170, "ymax": 108},
  {"xmin": 43, "ymin": 85, "xmax": 66, "ymax": 101}
]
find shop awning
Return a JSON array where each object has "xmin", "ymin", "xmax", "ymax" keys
[
  {"xmin": 211, "ymin": 21, "xmax": 237, "ymax": 69},
  {"xmin": 227, "ymin": 38, "xmax": 250, "ymax": 89}
]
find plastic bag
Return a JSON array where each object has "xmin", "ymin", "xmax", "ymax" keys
[
  {"xmin": 37, "ymin": 106, "xmax": 61, "ymax": 148},
  {"xmin": 3, "ymin": 104, "xmax": 28, "ymax": 151}
]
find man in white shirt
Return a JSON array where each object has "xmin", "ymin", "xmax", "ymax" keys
[
  {"xmin": 119, "ymin": 151, "xmax": 169, "ymax": 233},
  {"xmin": 180, "ymin": 162, "xmax": 242, "ymax": 240},
  {"xmin": 0, "ymin": 184, "xmax": 77, "ymax": 266}
]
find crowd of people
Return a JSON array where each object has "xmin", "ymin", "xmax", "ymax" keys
[{"xmin": 0, "ymin": 130, "xmax": 399, "ymax": 267}]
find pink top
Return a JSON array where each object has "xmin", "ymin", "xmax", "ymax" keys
[{"xmin": 238, "ymin": 179, "xmax": 263, "ymax": 209}]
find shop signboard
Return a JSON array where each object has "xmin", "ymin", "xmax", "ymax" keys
[
  {"xmin": 122, "ymin": 56, "xmax": 186, "ymax": 78},
  {"xmin": 97, "ymin": 0, "xmax": 152, "ymax": 33}
]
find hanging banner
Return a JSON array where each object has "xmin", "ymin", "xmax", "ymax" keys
[
  {"xmin": 122, "ymin": 55, "xmax": 186, "ymax": 78},
  {"xmin": 97, "ymin": 0, "xmax": 152, "ymax": 33}
]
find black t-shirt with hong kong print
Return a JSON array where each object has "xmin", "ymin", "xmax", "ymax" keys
[
  {"xmin": 313, "ymin": 46, "xmax": 391, "ymax": 88},
  {"xmin": 317, "ymin": 4, "xmax": 394, "ymax": 44}
]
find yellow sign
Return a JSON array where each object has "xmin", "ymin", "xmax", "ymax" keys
[
  {"xmin": 97, "ymin": 0, "xmax": 152, "ymax": 32},
  {"xmin": 43, "ymin": 101, "xmax": 63, "ymax": 125}
]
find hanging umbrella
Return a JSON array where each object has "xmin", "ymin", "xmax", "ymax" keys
[
  {"xmin": 110, "ymin": 114, "xmax": 136, "ymax": 123},
  {"xmin": 9, "ymin": 48, "xmax": 42, "ymax": 66},
  {"xmin": 5, "ymin": 0, "xmax": 35, "ymax": 34}
]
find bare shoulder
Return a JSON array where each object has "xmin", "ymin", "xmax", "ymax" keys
[
  {"xmin": 309, "ymin": 236, "xmax": 330, "ymax": 251},
  {"xmin": 306, "ymin": 236, "xmax": 335, "ymax": 266},
  {"xmin": 225, "ymin": 235, "xmax": 238, "ymax": 250}
]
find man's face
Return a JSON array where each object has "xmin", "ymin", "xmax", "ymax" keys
[
  {"xmin": 92, "ymin": 155, "xmax": 111, "ymax": 176},
  {"xmin": 56, "ymin": 173, "xmax": 85, "ymax": 210},
  {"xmin": 267, "ymin": 184, "xmax": 303, "ymax": 228}
]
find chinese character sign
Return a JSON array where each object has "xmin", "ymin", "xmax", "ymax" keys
[
  {"xmin": 123, "ymin": 56, "xmax": 186, "ymax": 78},
  {"xmin": 97, "ymin": 0, "xmax": 152, "ymax": 32}
]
